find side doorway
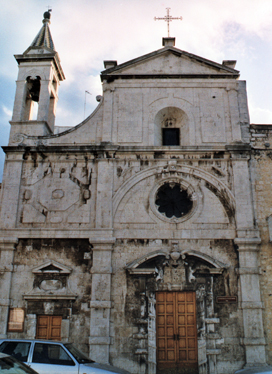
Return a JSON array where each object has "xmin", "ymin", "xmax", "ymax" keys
[
  {"xmin": 36, "ymin": 316, "xmax": 62, "ymax": 341},
  {"xmin": 156, "ymin": 291, "xmax": 198, "ymax": 374}
]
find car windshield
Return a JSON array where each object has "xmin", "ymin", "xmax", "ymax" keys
[
  {"xmin": 0, "ymin": 355, "xmax": 36, "ymax": 374},
  {"xmin": 64, "ymin": 344, "xmax": 95, "ymax": 364}
]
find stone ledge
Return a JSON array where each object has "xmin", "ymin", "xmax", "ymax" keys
[
  {"xmin": 90, "ymin": 301, "xmax": 112, "ymax": 309},
  {"xmin": 89, "ymin": 336, "xmax": 111, "ymax": 345},
  {"xmin": 240, "ymin": 337, "xmax": 266, "ymax": 346},
  {"xmin": 0, "ymin": 299, "xmax": 11, "ymax": 306},
  {"xmin": 90, "ymin": 267, "xmax": 113, "ymax": 274},
  {"xmin": 238, "ymin": 267, "xmax": 261, "ymax": 275},
  {"xmin": 0, "ymin": 238, "xmax": 18, "ymax": 250},
  {"xmin": 206, "ymin": 349, "xmax": 221, "ymax": 355},
  {"xmin": 241, "ymin": 301, "xmax": 264, "ymax": 309}
]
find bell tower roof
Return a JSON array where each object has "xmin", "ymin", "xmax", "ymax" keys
[
  {"xmin": 14, "ymin": 10, "xmax": 65, "ymax": 81},
  {"xmin": 29, "ymin": 10, "xmax": 55, "ymax": 51}
]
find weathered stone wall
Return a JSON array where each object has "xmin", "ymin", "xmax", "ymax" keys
[
  {"xmin": 6, "ymin": 239, "xmax": 92, "ymax": 353},
  {"xmin": 250, "ymin": 125, "xmax": 272, "ymax": 364}
]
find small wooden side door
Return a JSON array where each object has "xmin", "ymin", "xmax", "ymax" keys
[
  {"xmin": 156, "ymin": 291, "xmax": 198, "ymax": 374},
  {"xmin": 36, "ymin": 315, "xmax": 62, "ymax": 341}
]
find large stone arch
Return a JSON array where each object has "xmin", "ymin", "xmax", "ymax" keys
[{"xmin": 113, "ymin": 162, "xmax": 236, "ymax": 224}]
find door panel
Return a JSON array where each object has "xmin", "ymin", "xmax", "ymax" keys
[{"xmin": 156, "ymin": 291, "xmax": 198, "ymax": 374}]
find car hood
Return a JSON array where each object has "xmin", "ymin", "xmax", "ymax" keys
[
  {"xmin": 83, "ymin": 362, "xmax": 130, "ymax": 374},
  {"xmin": 235, "ymin": 367, "xmax": 272, "ymax": 374}
]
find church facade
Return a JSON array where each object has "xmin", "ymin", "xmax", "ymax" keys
[{"xmin": 1, "ymin": 11, "xmax": 272, "ymax": 374}]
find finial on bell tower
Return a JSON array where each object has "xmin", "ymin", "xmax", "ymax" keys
[{"xmin": 10, "ymin": 10, "xmax": 65, "ymax": 138}]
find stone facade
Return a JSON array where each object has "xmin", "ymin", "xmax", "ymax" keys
[{"xmin": 0, "ymin": 12, "xmax": 271, "ymax": 374}]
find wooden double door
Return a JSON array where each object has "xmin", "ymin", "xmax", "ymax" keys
[
  {"xmin": 156, "ymin": 291, "xmax": 198, "ymax": 374},
  {"xmin": 36, "ymin": 315, "xmax": 62, "ymax": 341}
]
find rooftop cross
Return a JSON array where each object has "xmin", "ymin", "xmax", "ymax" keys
[{"xmin": 154, "ymin": 8, "xmax": 182, "ymax": 37}]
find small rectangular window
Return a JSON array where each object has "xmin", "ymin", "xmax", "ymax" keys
[
  {"xmin": 162, "ymin": 128, "xmax": 180, "ymax": 145},
  {"xmin": 7, "ymin": 308, "xmax": 25, "ymax": 332}
]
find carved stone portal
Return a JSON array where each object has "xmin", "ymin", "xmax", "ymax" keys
[{"xmin": 126, "ymin": 246, "xmax": 233, "ymax": 374}]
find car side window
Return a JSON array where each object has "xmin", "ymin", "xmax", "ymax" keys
[
  {"xmin": 0, "ymin": 341, "xmax": 31, "ymax": 362},
  {"xmin": 33, "ymin": 343, "xmax": 75, "ymax": 366}
]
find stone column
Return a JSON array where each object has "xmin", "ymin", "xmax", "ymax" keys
[
  {"xmin": 12, "ymin": 79, "xmax": 27, "ymax": 121},
  {"xmin": 89, "ymin": 238, "xmax": 115, "ymax": 363},
  {"xmin": 0, "ymin": 238, "xmax": 18, "ymax": 338},
  {"xmin": 235, "ymin": 237, "xmax": 266, "ymax": 366},
  {"xmin": 37, "ymin": 79, "xmax": 51, "ymax": 124}
]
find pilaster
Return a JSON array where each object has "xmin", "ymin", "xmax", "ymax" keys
[
  {"xmin": 89, "ymin": 238, "xmax": 115, "ymax": 363},
  {"xmin": 0, "ymin": 238, "xmax": 18, "ymax": 338},
  {"xmin": 235, "ymin": 237, "xmax": 267, "ymax": 366},
  {"xmin": 95, "ymin": 160, "xmax": 114, "ymax": 229},
  {"xmin": 0, "ymin": 152, "xmax": 23, "ymax": 229}
]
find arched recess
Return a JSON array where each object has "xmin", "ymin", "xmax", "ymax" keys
[
  {"xmin": 148, "ymin": 96, "xmax": 196, "ymax": 146},
  {"xmin": 113, "ymin": 163, "xmax": 236, "ymax": 224},
  {"xmin": 124, "ymin": 247, "xmax": 232, "ymax": 374},
  {"xmin": 154, "ymin": 106, "xmax": 189, "ymax": 146}
]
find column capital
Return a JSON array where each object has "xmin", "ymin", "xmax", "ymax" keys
[
  {"xmin": 89, "ymin": 237, "xmax": 116, "ymax": 251},
  {"xmin": 235, "ymin": 237, "xmax": 261, "ymax": 251},
  {"xmin": 0, "ymin": 238, "xmax": 18, "ymax": 251}
]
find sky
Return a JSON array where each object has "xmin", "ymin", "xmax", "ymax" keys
[{"xmin": 1, "ymin": 0, "xmax": 272, "ymax": 181}]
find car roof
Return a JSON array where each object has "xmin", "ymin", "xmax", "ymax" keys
[
  {"xmin": 0, "ymin": 352, "xmax": 9, "ymax": 358},
  {"xmin": 0, "ymin": 338, "xmax": 65, "ymax": 344}
]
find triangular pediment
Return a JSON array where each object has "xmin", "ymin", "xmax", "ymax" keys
[
  {"xmin": 32, "ymin": 260, "xmax": 72, "ymax": 274},
  {"xmin": 101, "ymin": 46, "xmax": 239, "ymax": 79}
]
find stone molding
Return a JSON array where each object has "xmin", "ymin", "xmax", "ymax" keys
[
  {"xmin": 90, "ymin": 301, "xmax": 112, "ymax": 309},
  {"xmin": 89, "ymin": 336, "xmax": 111, "ymax": 345},
  {"xmin": 90, "ymin": 267, "xmax": 113, "ymax": 274},
  {"xmin": 235, "ymin": 237, "xmax": 261, "ymax": 251},
  {"xmin": 0, "ymin": 238, "xmax": 18, "ymax": 251},
  {"xmin": 237, "ymin": 267, "xmax": 261, "ymax": 275},
  {"xmin": 240, "ymin": 338, "xmax": 266, "ymax": 346},
  {"xmin": 89, "ymin": 237, "xmax": 116, "ymax": 251},
  {"xmin": 240, "ymin": 301, "xmax": 264, "ymax": 309}
]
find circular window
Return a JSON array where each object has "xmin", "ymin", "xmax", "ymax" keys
[{"xmin": 155, "ymin": 182, "xmax": 193, "ymax": 219}]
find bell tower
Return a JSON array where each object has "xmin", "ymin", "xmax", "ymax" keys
[{"xmin": 10, "ymin": 10, "xmax": 65, "ymax": 138}]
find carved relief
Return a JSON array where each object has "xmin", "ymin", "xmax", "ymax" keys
[{"xmin": 21, "ymin": 157, "xmax": 92, "ymax": 225}]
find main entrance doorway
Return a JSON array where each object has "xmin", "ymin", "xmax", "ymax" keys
[
  {"xmin": 36, "ymin": 315, "xmax": 62, "ymax": 341},
  {"xmin": 156, "ymin": 291, "xmax": 198, "ymax": 374}
]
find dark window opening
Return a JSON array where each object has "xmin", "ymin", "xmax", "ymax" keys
[
  {"xmin": 162, "ymin": 128, "xmax": 180, "ymax": 146},
  {"xmin": 155, "ymin": 183, "xmax": 193, "ymax": 218}
]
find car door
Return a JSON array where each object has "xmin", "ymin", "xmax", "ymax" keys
[{"xmin": 29, "ymin": 342, "xmax": 79, "ymax": 374}]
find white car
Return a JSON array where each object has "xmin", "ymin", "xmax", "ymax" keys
[
  {"xmin": 235, "ymin": 367, "xmax": 272, "ymax": 374},
  {"xmin": 0, "ymin": 352, "xmax": 39, "ymax": 374},
  {"xmin": 0, "ymin": 339, "xmax": 130, "ymax": 374}
]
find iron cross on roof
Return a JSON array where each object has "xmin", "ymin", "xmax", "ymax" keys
[{"xmin": 154, "ymin": 8, "xmax": 182, "ymax": 37}]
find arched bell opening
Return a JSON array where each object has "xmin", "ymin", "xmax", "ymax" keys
[{"xmin": 24, "ymin": 76, "xmax": 41, "ymax": 120}]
